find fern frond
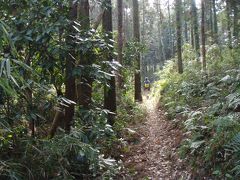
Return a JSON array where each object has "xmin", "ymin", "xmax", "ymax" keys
[{"xmin": 225, "ymin": 133, "xmax": 240, "ymax": 153}]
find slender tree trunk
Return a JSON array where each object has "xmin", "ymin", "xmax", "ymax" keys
[
  {"xmin": 157, "ymin": 9, "xmax": 163, "ymax": 68},
  {"xmin": 77, "ymin": 0, "xmax": 92, "ymax": 110},
  {"xmin": 132, "ymin": 0, "xmax": 142, "ymax": 102},
  {"xmin": 209, "ymin": 0, "xmax": 214, "ymax": 43},
  {"xmin": 142, "ymin": 0, "xmax": 145, "ymax": 44},
  {"xmin": 167, "ymin": 0, "xmax": 173, "ymax": 58},
  {"xmin": 233, "ymin": 0, "xmax": 239, "ymax": 40},
  {"xmin": 124, "ymin": 3, "xmax": 130, "ymax": 42},
  {"xmin": 212, "ymin": 0, "xmax": 218, "ymax": 43},
  {"xmin": 157, "ymin": 0, "xmax": 162, "ymax": 67},
  {"xmin": 183, "ymin": 0, "xmax": 189, "ymax": 43},
  {"xmin": 117, "ymin": 0, "xmax": 123, "ymax": 89},
  {"xmin": 142, "ymin": 0, "xmax": 146, "ymax": 78},
  {"xmin": 226, "ymin": 0, "xmax": 232, "ymax": 48},
  {"xmin": 176, "ymin": 0, "xmax": 183, "ymax": 74},
  {"xmin": 103, "ymin": 0, "xmax": 117, "ymax": 125},
  {"xmin": 64, "ymin": 1, "xmax": 77, "ymax": 132},
  {"xmin": 191, "ymin": 0, "xmax": 200, "ymax": 57},
  {"xmin": 201, "ymin": 0, "xmax": 206, "ymax": 71},
  {"xmin": 158, "ymin": 1, "xmax": 166, "ymax": 63},
  {"xmin": 191, "ymin": 24, "xmax": 194, "ymax": 48}
]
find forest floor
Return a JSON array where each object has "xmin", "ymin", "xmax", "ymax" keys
[{"xmin": 122, "ymin": 93, "xmax": 191, "ymax": 180}]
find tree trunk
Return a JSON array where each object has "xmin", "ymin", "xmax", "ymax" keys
[
  {"xmin": 191, "ymin": 23, "xmax": 194, "ymax": 48},
  {"xmin": 132, "ymin": 0, "xmax": 142, "ymax": 102},
  {"xmin": 201, "ymin": 0, "xmax": 206, "ymax": 71},
  {"xmin": 141, "ymin": 0, "xmax": 146, "ymax": 78},
  {"xmin": 212, "ymin": 0, "xmax": 218, "ymax": 43},
  {"xmin": 233, "ymin": 0, "xmax": 239, "ymax": 41},
  {"xmin": 77, "ymin": 0, "xmax": 92, "ymax": 109},
  {"xmin": 176, "ymin": 0, "xmax": 183, "ymax": 74},
  {"xmin": 191, "ymin": 0, "xmax": 200, "ymax": 57},
  {"xmin": 157, "ymin": 0, "xmax": 166, "ymax": 64},
  {"xmin": 168, "ymin": 0, "xmax": 173, "ymax": 58},
  {"xmin": 226, "ymin": 0, "xmax": 232, "ymax": 48},
  {"xmin": 183, "ymin": 0, "xmax": 189, "ymax": 43},
  {"xmin": 124, "ymin": 3, "xmax": 130, "ymax": 42},
  {"xmin": 102, "ymin": 0, "xmax": 117, "ymax": 125},
  {"xmin": 117, "ymin": 0, "xmax": 124, "ymax": 89},
  {"xmin": 209, "ymin": 0, "xmax": 214, "ymax": 43},
  {"xmin": 64, "ymin": 1, "xmax": 77, "ymax": 133}
]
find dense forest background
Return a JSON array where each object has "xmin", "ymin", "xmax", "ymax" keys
[{"xmin": 0, "ymin": 0, "xmax": 240, "ymax": 179}]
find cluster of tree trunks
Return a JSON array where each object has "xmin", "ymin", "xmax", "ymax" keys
[
  {"xmin": 49, "ymin": 0, "xmax": 144, "ymax": 137},
  {"xmin": 175, "ymin": 0, "xmax": 239, "ymax": 73}
]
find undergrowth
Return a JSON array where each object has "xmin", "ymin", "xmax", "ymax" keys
[
  {"xmin": 0, "ymin": 70, "xmax": 146, "ymax": 179},
  {"xmin": 154, "ymin": 44, "xmax": 240, "ymax": 179}
]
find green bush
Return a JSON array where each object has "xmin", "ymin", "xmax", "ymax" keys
[{"xmin": 154, "ymin": 45, "xmax": 240, "ymax": 178}]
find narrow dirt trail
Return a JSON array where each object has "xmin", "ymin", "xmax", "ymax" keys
[{"xmin": 123, "ymin": 95, "xmax": 191, "ymax": 179}]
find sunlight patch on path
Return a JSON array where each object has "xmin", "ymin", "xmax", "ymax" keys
[{"xmin": 123, "ymin": 95, "xmax": 191, "ymax": 179}]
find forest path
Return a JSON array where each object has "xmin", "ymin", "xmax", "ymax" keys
[{"xmin": 123, "ymin": 94, "xmax": 191, "ymax": 179}]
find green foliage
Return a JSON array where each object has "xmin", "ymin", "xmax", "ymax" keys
[
  {"xmin": 154, "ymin": 44, "xmax": 240, "ymax": 178},
  {"xmin": 0, "ymin": 1, "xmax": 143, "ymax": 178},
  {"xmin": 0, "ymin": 128, "xmax": 118, "ymax": 179},
  {"xmin": 123, "ymin": 41, "xmax": 146, "ymax": 68}
]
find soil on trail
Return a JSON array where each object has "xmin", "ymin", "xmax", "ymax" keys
[{"xmin": 123, "ymin": 95, "xmax": 191, "ymax": 179}]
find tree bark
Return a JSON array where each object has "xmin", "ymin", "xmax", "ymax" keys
[
  {"xmin": 183, "ymin": 0, "xmax": 189, "ymax": 43},
  {"xmin": 226, "ymin": 0, "xmax": 232, "ymax": 48},
  {"xmin": 201, "ymin": 0, "xmax": 206, "ymax": 71},
  {"xmin": 176, "ymin": 0, "xmax": 183, "ymax": 74},
  {"xmin": 117, "ymin": 0, "xmax": 124, "ymax": 89},
  {"xmin": 64, "ymin": 1, "xmax": 77, "ymax": 132},
  {"xmin": 77, "ymin": 0, "xmax": 92, "ymax": 109},
  {"xmin": 233, "ymin": 0, "xmax": 239, "ymax": 41},
  {"xmin": 209, "ymin": 0, "xmax": 214, "ymax": 43},
  {"xmin": 168, "ymin": 0, "xmax": 173, "ymax": 58},
  {"xmin": 212, "ymin": 0, "xmax": 218, "ymax": 43},
  {"xmin": 102, "ymin": 0, "xmax": 117, "ymax": 125},
  {"xmin": 191, "ymin": 0, "xmax": 200, "ymax": 57},
  {"xmin": 132, "ymin": 0, "xmax": 142, "ymax": 102}
]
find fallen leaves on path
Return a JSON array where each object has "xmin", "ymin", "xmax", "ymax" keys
[{"xmin": 122, "ymin": 96, "xmax": 191, "ymax": 179}]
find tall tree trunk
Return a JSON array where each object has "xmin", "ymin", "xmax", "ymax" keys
[
  {"xmin": 124, "ymin": 3, "xmax": 130, "ymax": 42},
  {"xmin": 64, "ymin": 1, "xmax": 77, "ymax": 133},
  {"xmin": 176, "ymin": 0, "xmax": 183, "ymax": 74},
  {"xmin": 183, "ymin": 0, "xmax": 189, "ymax": 43},
  {"xmin": 117, "ymin": 0, "xmax": 123, "ymax": 89},
  {"xmin": 167, "ymin": 0, "xmax": 173, "ymax": 58},
  {"xmin": 77, "ymin": 0, "xmax": 92, "ymax": 109},
  {"xmin": 191, "ymin": 23, "xmax": 194, "ymax": 48},
  {"xmin": 201, "ymin": 0, "xmax": 206, "ymax": 71},
  {"xmin": 142, "ymin": 0, "xmax": 145, "ymax": 43},
  {"xmin": 132, "ymin": 0, "xmax": 142, "ymax": 102},
  {"xmin": 103, "ymin": 0, "xmax": 117, "ymax": 125},
  {"xmin": 209, "ymin": 0, "xmax": 214, "ymax": 43},
  {"xmin": 212, "ymin": 0, "xmax": 218, "ymax": 43},
  {"xmin": 191, "ymin": 0, "xmax": 200, "ymax": 57},
  {"xmin": 141, "ymin": 0, "xmax": 146, "ymax": 78},
  {"xmin": 156, "ymin": 0, "xmax": 166, "ymax": 67},
  {"xmin": 233, "ymin": 0, "xmax": 239, "ymax": 41},
  {"xmin": 226, "ymin": 0, "xmax": 232, "ymax": 48}
]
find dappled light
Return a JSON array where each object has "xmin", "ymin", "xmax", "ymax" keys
[{"xmin": 0, "ymin": 0, "xmax": 240, "ymax": 179}]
